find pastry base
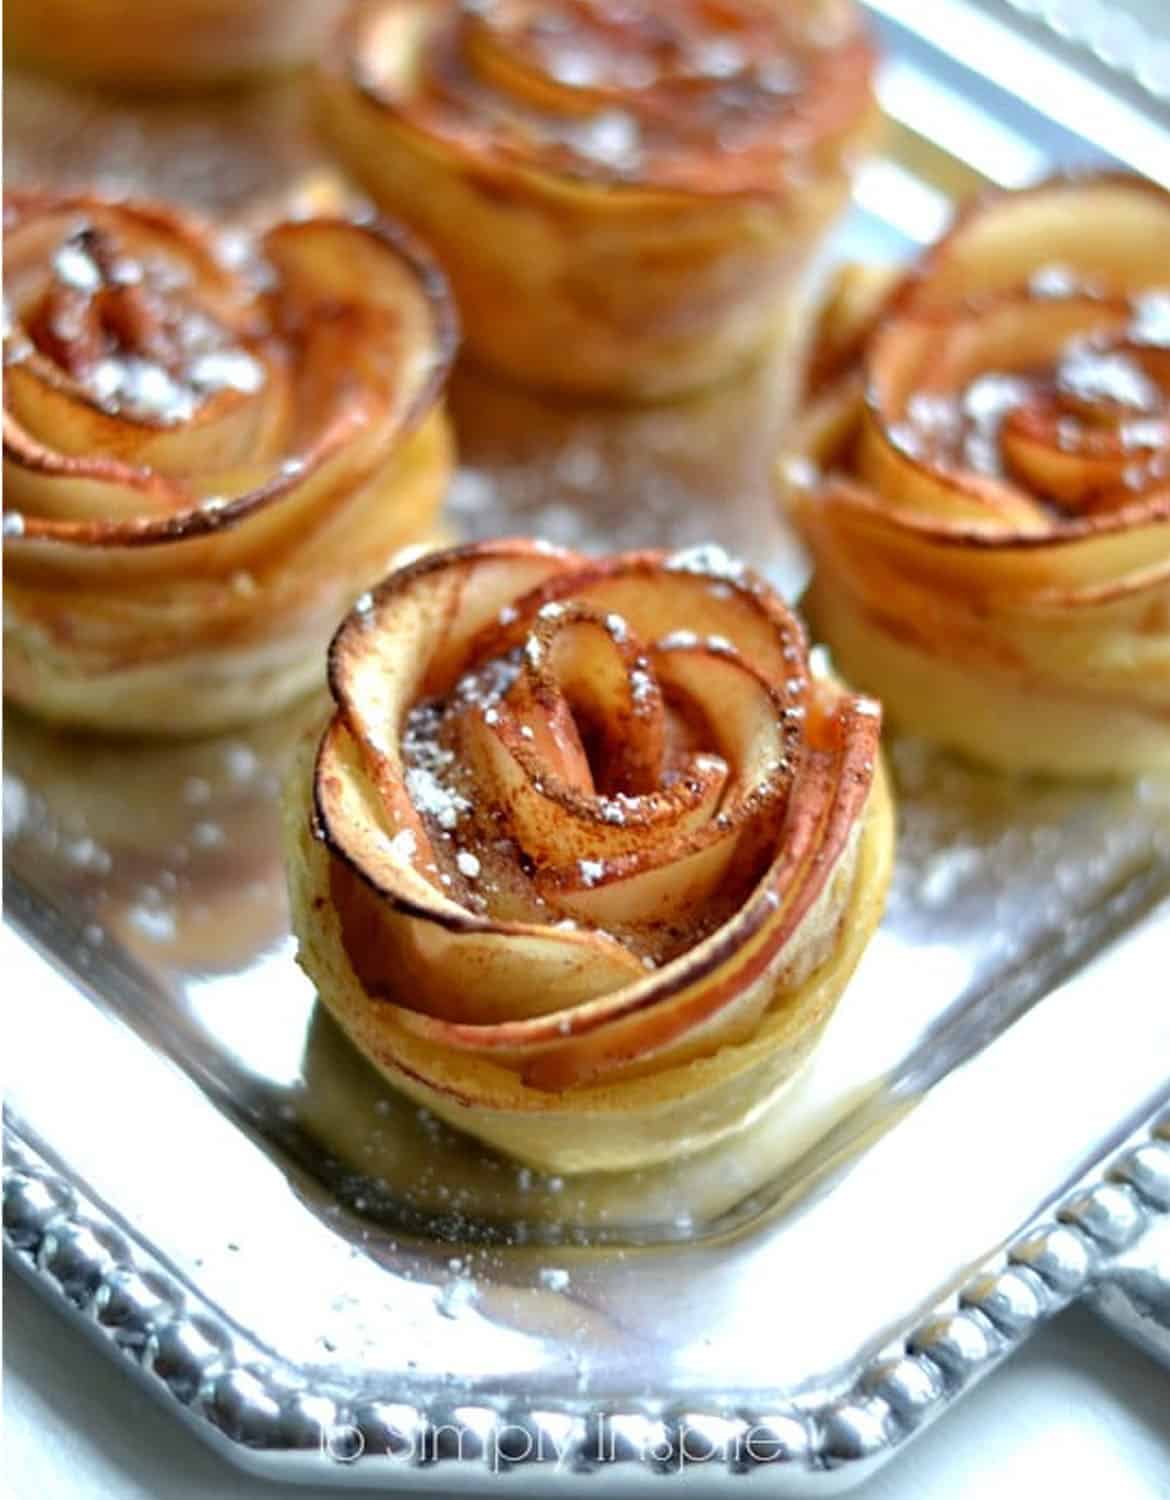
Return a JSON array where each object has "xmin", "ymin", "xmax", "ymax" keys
[
  {"xmin": 4, "ymin": 625, "xmax": 333, "ymax": 738},
  {"xmin": 804, "ymin": 576, "xmax": 1170, "ymax": 779},
  {"xmin": 283, "ymin": 745, "xmax": 895, "ymax": 1175}
]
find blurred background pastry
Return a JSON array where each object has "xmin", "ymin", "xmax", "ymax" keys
[
  {"xmin": 319, "ymin": 0, "xmax": 878, "ymax": 400},
  {"xmin": 783, "ymin": 173, "xmax": 1170, "ymax": 777},
  {"xmin": 5, "ymin": 0, "xmax": 346, "ymax": 89},
  {"xmin": 3, "ymin": 188, "xmax": 457, "ymax": 734}
]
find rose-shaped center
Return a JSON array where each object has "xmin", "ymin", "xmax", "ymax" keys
[
  {"xmin": 18, "ymin": 220, "xmax": 266, "ymax": 427},
  {"xmin": 354, "ymin": 0, "xmax": 871, "ymax": 192},
  {"xmin": 392, "ymin": 585, "xmax": 801, "ymax": 967},
  {"xmin": 3, "ymin": 191, "xmax": 454, "ymax": 540},
  {"xmin": 387, "ymin": 582, "xmax": 798, "ymax": 960},
  {"xmin": 865, "ymin": 284, "xmax": 1170, "ymax": 527}
]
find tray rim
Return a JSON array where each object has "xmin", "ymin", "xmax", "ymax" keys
[
  {"xmin": 992, "ymin": 0, "xmax": 1170, "ymax": 108},
  {"xmin": 5, "ymin": 1091, "xmax": 1169, "ymax": 1488}
]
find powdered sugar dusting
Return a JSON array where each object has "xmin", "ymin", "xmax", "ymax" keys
[{"xmin": 665, "ymin": 543, "xmax": 748, "ymax": 582}]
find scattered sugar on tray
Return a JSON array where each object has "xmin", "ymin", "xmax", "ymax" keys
[
  {"xmin": 555, "ymin": 444, "xmax": 604, "ymax": 489},
  {"xmin": 447, "ymin": 469, "xmax": 497, "ymax": 517},
  {"xmin": 62, "ymin": 835, "xmax": 111, "ymax": 873},
  {"xmin": 183, "ymin": 776, "xmax": 212, "ymax": 805},
  {"xmin": 456, "ymin": 849, "xmax": 481, "ymax": 879},
  {"xmin": 191, "ymin": 821, "xmax": 224, "ymax": 850},
  {"xmin": 126, "ymin": 904, "xmax": 177, "ymax": 943},
  {"xmin": 221, "ymin": 743, "xmax": 258, "ymax": 782},
  {"xmin": 436, "ymin": 1276, "xmax": 478, "ymax": 1320},
  {"xmin": 212, "ymin": 227, "xmax": 254, "ymax": 269},
  {"xmin": 539, "ymin": 1267, "xmax": 571, "ymax": 1293}
]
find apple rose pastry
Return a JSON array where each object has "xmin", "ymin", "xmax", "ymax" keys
[
  {"xmin": 318, "ymin": 0, "xmax": 877, "ymax": 401},
  {"xmin": 5, "ymin": 0, "xmax": 345, "ymax": 88},
  {"xmin": 3, "ymin": 189, "xmax": 456, "ymax": 735},
  {"xmin": 285, "ymin": 539, "xmax": 893, "ymax": 1173},
  {"xmin": 784, "ymin": 174, "xmax": 1170, "ymax": 778}
]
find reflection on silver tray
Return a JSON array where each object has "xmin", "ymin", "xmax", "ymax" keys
[{"xmin": 4, "ymin": 1, "xmax": 1170, "ymax": 1491}]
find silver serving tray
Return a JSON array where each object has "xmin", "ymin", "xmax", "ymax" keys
[{"xmin": 5, "ymin": 1, "xmax": 1170, "ymax": 1490}]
